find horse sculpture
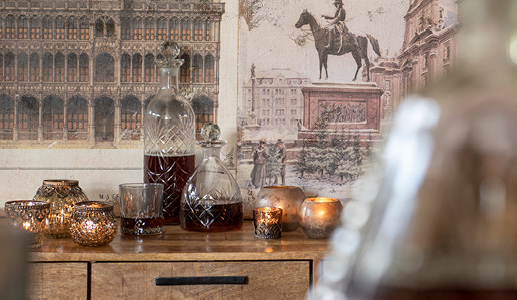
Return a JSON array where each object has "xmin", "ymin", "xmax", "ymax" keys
[{"xmin": 295, "ymin": 10, "xmax": 381, "ymax": 81}]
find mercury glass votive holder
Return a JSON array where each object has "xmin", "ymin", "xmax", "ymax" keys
[
  {"xmin": 70, "ymin": 201, "xmax": 117, "ymax": 247},
  {"xmin": 5, "ymin": 200, "xmax": 50, "ymax": 248},
  {"xmin": 253, "ymin": 207, "xmax": 283, "ymax": 239},
  {"xmin": 299, "ymin": 197, "xmax": 343, "ymax": 239}
]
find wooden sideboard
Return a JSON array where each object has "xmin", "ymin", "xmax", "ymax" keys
[{"xmin": 28, "ymin": 221, "xmax": 328, "ymax": 299}]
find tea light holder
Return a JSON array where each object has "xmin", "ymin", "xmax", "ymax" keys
[
  {"xmin": 70, "ymin": 201, "xmax": 117, "ymax": 247},
  {"xmin": 5, "ymin": 200, "xmax": 50, "ymax": 248},
  {"xmin": 299, "ymin": 197, "xmax": 343, "ymax": 239},
  {"xmin": 253, "ymin": 207, "xmax": 283, "ymax": 239}
]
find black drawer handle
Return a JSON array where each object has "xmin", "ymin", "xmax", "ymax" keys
[{"xmin": 155, "ymin": 276, "xmax": 248, "ymax": 286}]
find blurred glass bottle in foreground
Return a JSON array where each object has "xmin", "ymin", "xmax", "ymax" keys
[
  {"xmin": 144, "ymin": 41, "xmax": 195, "ymax": 225},
  {"xmin": 312, "ymin": 0, "xmax": 517, "ymax": 299}
]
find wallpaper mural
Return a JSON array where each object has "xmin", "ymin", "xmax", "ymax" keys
[{"xmin": 237, "ymin": 0, "xmax": 459, "ymax": 216}]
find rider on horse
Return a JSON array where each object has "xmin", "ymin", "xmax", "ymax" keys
[{"xmin": 322, "ymin": 0, "xmax": 349, "ymax": 52}]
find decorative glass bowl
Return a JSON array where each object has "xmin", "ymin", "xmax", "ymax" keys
[{"xmin": 70, "ymin": 201, "xmax": 116, "ymax": 247}]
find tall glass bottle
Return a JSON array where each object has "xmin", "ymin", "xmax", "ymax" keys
[
  {"xmin": 144, "ymin": 41, "xmax": 195, "ymax": 225},
  {"xmin": 312, "ymin": 0, "xmax": 517, "ymax": 299}
]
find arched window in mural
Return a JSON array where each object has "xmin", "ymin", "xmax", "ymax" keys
[
  {"xmin": 68, "ymin": 53, "xmax": 78, "ymax": 82},
  {"xmin": 144, "ymin": 54, "xmax": 155, "ymax": 82},
  {"xmin": 157, "ymin": 17, "xmax": 167, "ymax": 40},
  {"xmin": 5, "ymin": 52, "xmax": 15, "ymax": 81},
  {"xmin": 120, "ymin": 96, "xmax": 142, "ymax": 141},
  {"xmin": 204, "ymin": 54, "xmax": 215, "ymax": 83},
  {"xmin": 205, "ymin": 19, "xmax": 211, "ymax": 41},
  {"xmin": 0, "ymin": 17, "xmax": 3, "ymax": 38},
  {"xmin": 17, "ymin": 53, "xmax": 28, "ymax": 82},
  {"xmin": 193, "ymin": 18, "xmax": 202, "ymax": 41},
  {"xmin": 121, "ymin": 18, "xmax": 131, "ymax": 40},
  {"xmin": 0, "ymin": 95, "xmax": 14, "ymax": 140},
  {"xmin": 145, "ymin": 17, "xmax": 155, "ymax": 40},
  {"xmin": 55, "ymin": 16, "xmax": 65, "ymax": 39},
  {"xmin": 181, "ymin": 18, "xmax": 191, "ymax": 41},
  {"xmin": 17, "ymin": 95, "xmax": 39, "ymax": 140},
  {"xmin": 106, "ymin": 18, "xmax": 115, "ymax": 37},
  {"xmin": 95, "ymin": 53, "xmax": 114, "ymax": 82},
  {"xmin": 5, "ymin": 15, "xmax": 14, "ymax": 39},
  {"xmin": 170, "ymin": 18, "xmax": 179, "ymax": 41},
  {"xmin": 94, "ymin": 97, "xmax": 114, "ymax": 142},
  {"xmin": 18, "ymin": 16, "xmax": 28, "ymax": 39},
  {"xmin": 79, "ymin": 17, "xmax": 89, "ymax": 40},
  {"xmin": 67, "ymin": 96, "xmax": 88, "ymax": 140},
  {"xmin": 121, "ymin": 53, "xmax": 131, "ymax": 82},
  {"xmin": 192, "ymin": 95, "xmax": 214, "ymax": 131},
  {"xmin": 133, "ymin": 18, "xmax": 142, "ymax": 40},
  {"xmin": 67, "ymin": 17, "xmax": 77, "ymax": 40},
  {"xmin": 29, "ymin": 53, "xmax": 39, "ymax": 81},
  {"xmin": 42, "ymin": 16, "xmax": 52, "ymax": 39},
  {"xmin": 30, "ymin": 16, "xmax": 40, "ymax": 39},
  {"xmin": 180, "ymin": 54, "xmax": 190, "ymax": 83},
  {"xmin": 192, "ymin": 54, "xmax": 203, "ymax": 83},
  {"xmin": 132, "ymin": 54, "xmax": 142, "ymax": 82},
  {"xmin": 156, "ymin": 53, "xmax": 163, "ymax": 83},
  {"xmin": 95, "ymin": 18, "xmax": 104, "ymax": 38},
  {"xmin": 42, "ymin": 95, "xmax": 64, "ymax": 140},
  {"xmin": 79, "ymin": 53, "xmax": 89, "ymax": 82},
  {"xmin": 42, "ymin": 52, "xmax": 53, "ymax": 82},
  {"xmin": 55, "ymin": 52, "xmax": 65, "ymax": 82}
]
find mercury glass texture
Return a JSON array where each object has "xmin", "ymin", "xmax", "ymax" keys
[
  {"xmin": 70, "ymin": 201, "xmax": 117, "ymax": 247},
  {"xmin": 5, "ymin": 200, "xmax": 50, "ymax": 248}
]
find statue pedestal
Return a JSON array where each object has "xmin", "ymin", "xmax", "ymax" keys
[{"xmin": 300, "ymin": 82, "xmax": 382, "ymax": 134}]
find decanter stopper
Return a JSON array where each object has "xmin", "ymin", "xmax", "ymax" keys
[
  {"xmin": 200, "ymin": 123, "xmax": 221, "ymax": 143},
  {"xmin": 161, "ymin": 40, "xmax": 181, "ymax": 60}
]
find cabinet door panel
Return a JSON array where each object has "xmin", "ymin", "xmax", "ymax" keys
[
  {"xmin": 92, "ymin": 261, "xmax": 310, "ymax": 299},
  {"xmin": 29, "ymin": 262, "xmax": 88, "ymax": 300}
]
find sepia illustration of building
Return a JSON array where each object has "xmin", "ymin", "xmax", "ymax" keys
[
  {"xmin": 0, "ymin": 0, "xmax": 224, "ymax": 148},
  {"xmin": 240, "ymin": 68, "xmax": 309, "ymax": 131},
  {"xmin": 368, "ymin": 0, "xmax": 459, "ymax": 112}
]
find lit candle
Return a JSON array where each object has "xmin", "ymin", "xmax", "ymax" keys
[
  {"xmin": 4, "ymin": 200, "xmax": 50, "ymax": 248},
  {"xmin": 253, "ymin": 207, "xmax": 283, "ymax": 239},
  {"xmin": 70, "ymin": 201, "xmax": 117, "ymax": 247},
  {"xmin": 299, "ymin": 197, "xmax": 343, "ymax": 239}
]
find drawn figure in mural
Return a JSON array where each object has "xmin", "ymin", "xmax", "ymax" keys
[
  {"xmin": 250, "ymin": 139, "xmax": 269, "ymax": 188},
  {"xmin": 322, "ymin": 0, "xmax": 349, "ymax": 51},
  {"xmin": 295, "ymin": 9, "xmax": 381, "ymax": 81},
  {"xmin": 274, "ymin": 139, "xmax": 287, "ymax": 185}
]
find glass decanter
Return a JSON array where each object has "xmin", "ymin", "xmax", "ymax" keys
[
  {"xmin": 313, "ymin": 0, "xmax": 517, "ymax": 299},
  {"xmin": 144, "ymin": 41, "xmax": 196, "ymax": 225},
  {"xmin": 180, "ymin": 123, "xmax": 243, "ymax": 232}
]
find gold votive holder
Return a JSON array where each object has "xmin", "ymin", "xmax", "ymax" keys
[
  {"xmin": 253, "ymin": 207, "xmax": 283, "ymax": 239},
  {"xmin": 70, "ymin": 201, "xmax": 117, "ymax": 247},
  {"xmin": 5, "ymin": 200, "xmax": 50, "ymax": 248},
  {"xmin": 299, "ymin": 197, "xmax": 343, "ymax": 239}
]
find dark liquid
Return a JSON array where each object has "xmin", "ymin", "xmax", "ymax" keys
[
  {"xmin": 121, "ymin": 217, "xmax": 164, "ymax": 235},
  {"xmin": 180, "ymin": 202, "xmax": 243, "ymax": 232},
  {"xmin": 144, "ymin": 154, "xmax": 195, "ymax": 224},
  {"xmin": 374, "ymin": 286, "xmax": 517, "ymax": 300}
]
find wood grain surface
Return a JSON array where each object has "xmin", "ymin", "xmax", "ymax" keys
[
  {"xmin": 28, "ymin": 262, "xmax": 88, "ymax": 299},
  {"xmin": 29, "ymin": 221, "xmax": 328, "ymax": 262}
]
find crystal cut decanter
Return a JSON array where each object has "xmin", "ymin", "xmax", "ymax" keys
[
  {"xmin": 180, "ymin": 123, "xmax": 243, "ymax": 232},
  {"xmin": 144, "ymin": 41, "xmax": 196, "ymax": 225}
]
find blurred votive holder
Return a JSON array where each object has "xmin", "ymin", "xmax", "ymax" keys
[
  {"xmin": 253, "ymin": 207, "xmax": 283, "ymax": 239},
  {"xmin": 70, "ymin": 201, "xmax": 117, "ymax": 247},
  {"xmin": 5, "ymin": 200, "xmax": 50, "ymax": 248},
  {"xmin": 299, "ymin": 197, "xmax": 343, "ymax": 239},
  {"xmin": 119, "ymin": 183, "xmax": 164, "ymax": 236}
]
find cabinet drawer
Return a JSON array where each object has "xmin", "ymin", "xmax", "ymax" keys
[
  {"xmin": 92, "ymin": 261, "xmax": 310, "ymax": 299},
  {"xmin": 28, "ymin": 262, "xmax": 88, "ymax": 300}
]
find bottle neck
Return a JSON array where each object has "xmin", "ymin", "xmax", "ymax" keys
[
  {"xmin": 202, "ymin": 146, "xmax": 222, "ymax": 160},
  {"xmin": 459, "ymin": 0, "xmax": 517, "ymax": 71},
  {"xmin": 159, "ymin": 60, "xmax": 183, "ymax": 90}
]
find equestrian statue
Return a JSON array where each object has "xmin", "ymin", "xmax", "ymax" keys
[{"xmin": 295, "ymin": 1, "xmax": 381, "ymax": 81}]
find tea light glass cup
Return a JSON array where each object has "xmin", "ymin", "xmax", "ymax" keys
[
  {"xmin": 299, "ymin": 197, "xmax": 343, "ymax": 239},
  {"xmin": 5, "ymin": 200, "xmax": 50, "ymax": 248},
  {"xmin": 70, "ymin": 201, "xmax": 117, "ymax": 247},
  {"xmin": 253, "ymin": 207, "xmax": 283, "ymax": 239}
]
